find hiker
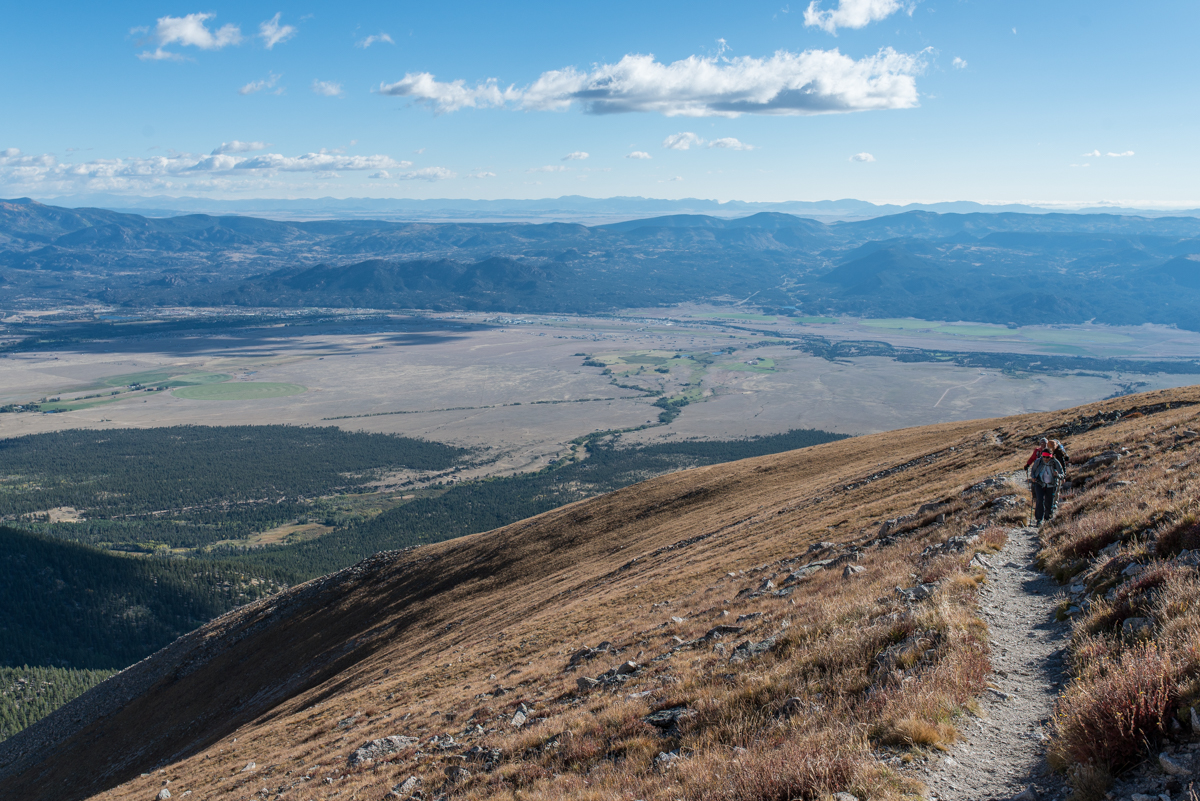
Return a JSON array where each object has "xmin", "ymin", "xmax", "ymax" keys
[
  {"xmin": 1025, "ymin": 437, "xmax": 1069, "ymax": 474},
  {"xmin": 1025, "ymin": 445, "xmax": 1065, "ymax": 525}
]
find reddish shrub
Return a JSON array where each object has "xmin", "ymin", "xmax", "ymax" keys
[
  {"xmin": 684, "ymin": 735, "xmax": 862, "ymax": 801},
  {"xmin": 1051, "ymin": 642, "xmax": 1177, "ymax": 770},
  {"xmin": 1156, "ymin": 518, "xmax": 1200, "ymax": 557}
]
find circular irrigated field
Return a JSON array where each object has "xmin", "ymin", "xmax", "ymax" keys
[{"xmin": 173, "ymin": 382, "xmax": 307, "ymax": 400}]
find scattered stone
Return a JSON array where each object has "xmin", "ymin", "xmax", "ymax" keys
[
  {"xmin": 1012, "ymin": 786, "xmax": 1037, "ymax": 801},
  {"xmin": 1084, "ymin": 452, "xmax": 1121, "ymax": 468},
  {"xmin": 643, "ymin": 706, "xmax": 696, "ymax": 731},
  {"xmin": 1099, "ymin": 541, "xmax": 1122, "ymax": 557},
  {"xmin": 615, "ymin": 660, "xmax": 640, "ymax": 675},
  {"xmin": 805, "ymin": 541, "xmax": 837, "ymax": 554},
  {"xmin": 654, "ymin": 750, "xmax": 684, "ymax": 770},
  {"xmin": 917, "ymin": 502, "xmax": 945, "ymax": 516},
  {"xmin": 895, "ymin": 584, "xmax": 937, "ymax": 603},
  {"xmin": 730, "ymin": 636, "xmax": 777, "ymax": 663},
  {"xmin": 1122, "ymin": 563, "xmax": 1145, "ymax": 577},
  {"xmin": 444, "ymin": 765, "xmax": 471, "ymax": 783},
  {"xmin": 735, "ymin": 612, "xmax": 762, "ymax": 624},
  {"xmin": 394, "ymin": 776, "xmax": 421, "ymax": 796},
  {"xmin": 843, "ymin": 564, "xmax": 865, "ymax": 578},
  {"xmin": 1069, "ymin": 583, "xmax": 1086, "ymax": 594},
  {"xmin": 1158, "ymin": 752, "xmax": 1191, "ymax": 776},
  {"xmin": 987, "ymin": 687, "xmax": 1011, "ymax": 701},
  {"xmin": 240, "ymin": 762, "xmax": 256, "ymax": 772},
  {"xmin": 567, "ymin": 642, "xmax": 613, "ymax": 668},
  {"xmin": 348, "ymin": 736, "xmax": 418, "ymax": 767},
  {"xmin": 759, "ymin": 578, "xmax": 776, "ymax": 592},
  {"xmin": 576, "ymin": 677, "xmax": 600, "ymax": 691},
  {"xmin": 156, "ymin": 790, "xmax": 171, "ymax": 801},
  {"xmin": 1123, "ymin": 618, "xmax": 1153, "ymax": 640},
  {"xmin": 990, "ymin": 494, "xmax": 1023, "ymax": 510},
  {"xmin": 1178, "ymin": 550, "xmax": 1200, "ymax": 567},
  {"xmin": 670, "ymin": 616, "xmax": 685, "ymax": 624},
  {"xmin": 970, "ymin": 553, "xmax": 992, "ymax": 569},
  {"xmin": 833, "ymin": 794, "xmax": 860, "ymax": 801},
  {"xmin": 510, "ymin": 710, "xmax": 527, "ymax": 728},
  {"xmin": 703, "ymin": 624, "xmax": 744, "ymax": 640}
]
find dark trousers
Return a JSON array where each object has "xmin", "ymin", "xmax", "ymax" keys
[{"xmin": 1032, "ymin": 483, "xmax": 1058, "ymax": 522}]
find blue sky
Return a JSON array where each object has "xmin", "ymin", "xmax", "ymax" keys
[{"xmin": 1, "ymin": 0, "xmax": 1197, "ymax": 205}]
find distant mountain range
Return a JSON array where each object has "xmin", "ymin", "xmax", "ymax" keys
[
  {"xmin": 3, "ymin": 197, "xmax": 1200, "ymax": 332},
  {"xmin": 37, "ymin": 192, "xmax": 1200, "ymax": 223}
]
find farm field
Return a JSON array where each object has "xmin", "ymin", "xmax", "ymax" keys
[{"xmin": 2, "ymin": 308, "xmax": 1198, "ymax": 474}]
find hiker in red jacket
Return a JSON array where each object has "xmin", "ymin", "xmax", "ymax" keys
[
  {"xmin": 1025, "ymin": 444, "xmax": 1066, "ymax": 525},
  {"xmin": 1025, "ymin": 438, "xmax": 1069, "ymax": 473}
]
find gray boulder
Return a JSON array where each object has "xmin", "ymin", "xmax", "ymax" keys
[{"xmin": 348, "ymin": 735, "xmax": 418, "ymax": 767}]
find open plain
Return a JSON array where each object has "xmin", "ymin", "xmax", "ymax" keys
[{"xmin": 3, "ymin": 309, "xmax": 1198, "ymax": 473}]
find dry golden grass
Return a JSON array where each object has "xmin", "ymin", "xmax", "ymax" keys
[{"xmin": 4, "ymin": 387, "xmax": 1200, "ymax": 801}]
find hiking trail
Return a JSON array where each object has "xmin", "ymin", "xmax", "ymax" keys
[{"xmin": 921, "ymin": 525, "xmax": 1070, "ymax": 801}]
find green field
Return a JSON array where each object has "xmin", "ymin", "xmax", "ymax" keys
[
  {"xmin": 794, "ymin": 316, "xmax": 838, "ymax": 324},
  {"xmin": 173, "ymin": 382, "xmax": 307, "ymax": 400}
]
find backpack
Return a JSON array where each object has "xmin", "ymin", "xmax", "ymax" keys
[{"xmin": 1034, "ymin": 458, "xmax": 1058, "ymax": 486}]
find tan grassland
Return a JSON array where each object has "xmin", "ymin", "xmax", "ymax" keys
[
  {"xmin": 2, "ymin": 313, "xmax": 1194, "ymax": 478},
  {"xmin": 3, "ymin": 385, "xmax": 1198, "ymax": 801}
]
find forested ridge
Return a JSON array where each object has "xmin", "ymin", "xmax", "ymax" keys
[
  {"xmin": 0, "ymin": 666, "xmax": 115, "ymax": 742},
  {"xmin": 204, "ymin": 429, "xmax": 850, "ymax": 579},
  {"xmin": 0, "ymin": 525, "xmax": 291, "ymax": 670},
  {"xmin": 0, "ymin": 425, "xmax": 467, "ymax": 548}
]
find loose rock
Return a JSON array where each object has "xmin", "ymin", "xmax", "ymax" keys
[
  {"xmin": 1159, "ymin": 752, "xmax": 1191, "ymax": 776},
  {"xmin": 348, "ymin": 736, "xmax": 418, "ymax": 767}
]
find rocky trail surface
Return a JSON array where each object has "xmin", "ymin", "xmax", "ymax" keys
[{"xmin": 922, "ymin": 525, "xmax": 1070, "ymax": 801}]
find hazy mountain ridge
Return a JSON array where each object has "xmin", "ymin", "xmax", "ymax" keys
[{"xmin": 3, "ymin": 198, "xmax": 1200, "ymax": 330}]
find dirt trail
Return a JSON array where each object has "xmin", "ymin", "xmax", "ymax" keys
[{"xmin": 923, "ymin": 525, "xmax": 1070, "ymax": 801}]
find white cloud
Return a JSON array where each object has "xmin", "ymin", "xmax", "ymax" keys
[
  {"xmin": 1081, "ymin": 150, "xmax": 1101, "ymax": 157},
  {"xmin": 708, "ymin": 137, "xmax": 755, "ymax": 151},
  {"xmin": 136, "ymin": 13, "xmax": 242, "ymax": 61},
  {"xmin": 626, "ymin": 151, "xmax": 652, "ymax": 159},
  {"xmin": 211, "ymin": 140, "xmax": 269, "ymax": 155},
  {"xmin": 357, "ymin": 33, "xmax": 395, "ymax": 48},
  {"xmin": 563, "ymin": 151, "xmax": 589, "ymax": 160},
  {"xmin": 369, "ymin": 170, "xmax": 389, "ymax": 179},
  {"xmin": 398, "ymin": 166, "xmax": 455, "ymax": 181},
  {"xmin": 379, "ymin": 47, "xmax": 924, "ymax": 118},
  {"xmin": 527, "ymin": 165, "xmax": 568, "ymax": 173},
  {"xmin": 312, "ymin": 80, "xmax": 344, "ymax": 97},
  {"xmin": 467, "ymin": 171, "xmax": 496, "ymax": 178},
  {"xmin": 231, "ymin": 153, "xmax": 411, "ymax": 172},
  {"xmin": 258, "ymin": 13, "xmax": 296, "ymax": 49},
  {"xmin": 951, "ymin": 57, "xmax": 967, "ymax": 70},
  {"xmin": 664, "ymin": 132, "xmax": 704, "ymax": 150},
  {"xmin": 1107, "ymin": 150, "xmax": 1135, "ymax": 157},
  {"xmin": 378, "ymin": 74, "xmax": 518, "ymax": 112},
  {"xmin": 849, "ymin": 152, "xmax": 875, "ymax": 162},
  {"xmin": 659, "ymin": 176, "xmax": 684, "ymax": 182},
  {"xmin": 803, "ymin": 0, "xmax": 909, "ymax": 34},
  {"xmin": 240, "ymin": 73, "xmax": 282, "ymax": 95},
  {"xmin": 1070, "ymin": 163, "xmax": 1090, "ymax": 168}
]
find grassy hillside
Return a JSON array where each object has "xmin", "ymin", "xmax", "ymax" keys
[{"xmin": 3, "ymin": 388, "xmax": 1197, "ymax": 801}]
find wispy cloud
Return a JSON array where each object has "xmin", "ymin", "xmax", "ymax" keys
[
  {"xmin": 849, "ymin": 152, "xmax": 875, "ymax": 162},
  {"xmin": 212, "ymin": 140, "xmax": 269, "ymax": 155},
  {"xmin": 379, "ymin": 47, "xmax": 925, "ymax": 117},
  {"xmin": 659, "ymin": 176, "xmax": 684, "ymax": 182},
  {"xmin": 1107, "ymin": 150, "xmax": 1135, "ymax": 157},
  {"xmin": 467, "ymin": 171, "xmax": 496, "ymax": 178},
  {"xmin": 369, "ymin": 171, "xmax": 389, "ymax": 179},
  {"xmin": 258, "ymin": 13, "xmax": 296, "ymax": 49},
  {"xmin": 708, "ymin": 137, "xmax": 755, "ymax": 151},
  {"xmin": 357, "ymin": 32, "xmax": 395, "ymax": 48},
  {"xmin": 527, "ymin": 165, "xmax": 568, "ymax": 173},
  {"xmin": 398, "ymin": 166, "xmax": 455, "ymax": 181},
  {"xmin": 663, "ymin": 132, "xmax": 704, "ymax": 150},
  {"xmin": 563, "ymin": 151, "xmax": 589, "ymax": 160},
  {"xmin": 135, "ymin": 13, "xmax": 242, "ymax": 61},
  {"xmin": 626, "ymin": 151, "xmax": 652, "ymax": 159},
  {"xmin": 240, "ymin": 73, "xmax": 282, "ymax": 95},
  {"xmin": 804, "ymin": 0, "xmax": 910, "ymax": 34},
  {"xmin": 312, "ymin": 80, "xmax": 344, "ymax": 97},
  {"xmin": 951, "ymin": 57, "xmax": 967, "ymax": 70},
  {"xmin": 1081, "ymin": 150, "xmax": 1101, "ymax": 157}
]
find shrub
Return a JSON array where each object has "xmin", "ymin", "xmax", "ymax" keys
[
  {"xmin": 1156, "ymin": 517, "xmax": 1200, "ymax": 557},
  {"xmin": 1050, "ymin": 641, "xmax": 1177, "ymax": 771}
]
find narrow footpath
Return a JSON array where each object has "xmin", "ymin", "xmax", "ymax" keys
[{"xmin": 922, "ymin": 525, "xmax": 1070, "ymax": 801}]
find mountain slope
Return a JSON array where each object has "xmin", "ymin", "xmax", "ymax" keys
[{"xmin": 4, "ymin": 386, "xmax": 1199, "ymax": 801}]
